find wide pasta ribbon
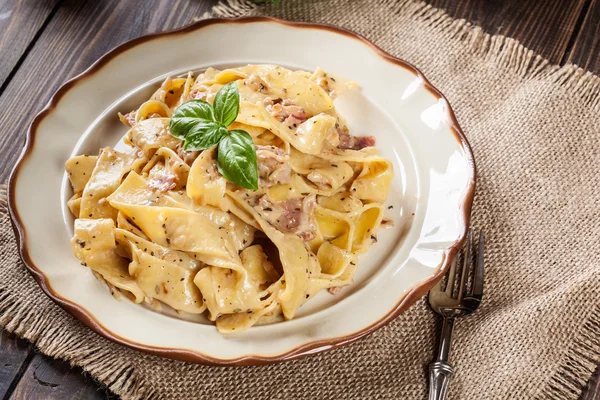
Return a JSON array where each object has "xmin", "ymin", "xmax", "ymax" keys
[{"xmin": 65, "ymin": 64, "xmax": 395, "ymax": 334}]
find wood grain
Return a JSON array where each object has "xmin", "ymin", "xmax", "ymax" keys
[
  {"xmin": 426, "ymin": 0, "xmax": 588, "ymax": 65},
  {"xmin": 569, "ymin": 0, "xmax": 600, "ymax": 73},
  {"xmin": 0, "ymin": 331, "xmax": 32, "ymax": 399},
  {"xmin": 581, "ymin": 366, "xmax": 600, "ymax": 400},
  {"xmin": 0, "ymin": 0, "xmax": 61, "ymax": 91},
  {"xmin": 9, "ymin": 354, "xmax": 113, "ymax": 400}
]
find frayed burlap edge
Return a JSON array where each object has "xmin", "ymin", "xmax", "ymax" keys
[
  {"xmin": 1, "ymin": 1, "xmax": 600, "ymax": 399},
  {"xmin": 540, "ymin": 307, "xmax": 600, "ymax": 399}
]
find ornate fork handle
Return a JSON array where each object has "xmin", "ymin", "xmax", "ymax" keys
[
  {"xmin": 429, "ymin": 360, "xmax": 454, "ymax": 400},
  {"xmin": 428, "ymin": 316, "xmax": 455, "ymax": 400}
]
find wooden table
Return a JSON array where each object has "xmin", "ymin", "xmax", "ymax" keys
[{"xmin": 0, "ymin": 0, "xmax": 598, "ymax": 398}]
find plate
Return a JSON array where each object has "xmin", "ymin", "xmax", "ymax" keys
[{"xmin": 8, "ymin": 17, "xmax": 475, "ymax": 365}]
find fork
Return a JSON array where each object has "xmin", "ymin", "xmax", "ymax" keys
[{"xmin": 428, "ymin": 229, "xmax": 485, "ymax": 400}]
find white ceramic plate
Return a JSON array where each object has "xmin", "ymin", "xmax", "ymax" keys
[{"xmin": 9, "ymin": 17, "xmax": 475, "ymax": 365}]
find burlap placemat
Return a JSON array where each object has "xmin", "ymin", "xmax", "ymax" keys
[{"xmin": 2, "ymin": 0, "xmax": 600, "ymax": 399}]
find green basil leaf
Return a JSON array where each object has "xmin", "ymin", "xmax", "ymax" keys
[
  {"xmin": 169, "ymin": 100, "xmax": 214, "ymax": 139},
  {"xmin": 183, "ymin": 121, "xmax": 227, "ymax": 151},
  {"xmin": 213, "ymin": 82, "xmax": 240, "ymax": 127},
  {"xmin": 216, "ymin": 129, "xmax": 258, "ymax": 190}
]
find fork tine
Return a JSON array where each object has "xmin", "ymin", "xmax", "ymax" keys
[
  {"xmin": 445, "ymin": 250, "xmax": 459, "ymax": 296},
  {"xmin": 458, "ymin": 229, "xmax": 472, "ymax": 299},
  {"xmin": 432, "ymin": 265, "xmax": 445, "ymax": 292},
  {"xmin": 471, "ymin": 231, "xmax": 485, "ymax": 297}
]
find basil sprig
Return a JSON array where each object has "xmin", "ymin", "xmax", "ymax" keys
[{"xmin": 169, "ymin": 82, "xmax": 258, "ymax": 190}]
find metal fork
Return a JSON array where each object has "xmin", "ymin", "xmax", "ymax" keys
[{"xmin": 428, "ymin": 229, "xmax": 485, "ymax": 400}]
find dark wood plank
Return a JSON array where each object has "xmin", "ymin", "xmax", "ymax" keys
[
  {"xmin": 426, "ymin": 0, "xmax": 588, "ymax": 65},
  {"xmin": 581, "ymin": 365, "xmax": 600, "ymax": 400},
  {"xmin": 0, "ymin": 331, "xmax": 33, "ymax": 399},
  {"xmin": 9, "ymin": 354, "xmax": 113, "ymax": 400},
  {"xmin": 569, "ymin": 0, "xmax": 600, "ymax": 72},
  {"xmin": 0, "ymin": 0, "xmax": 61, "ymax": 91}
]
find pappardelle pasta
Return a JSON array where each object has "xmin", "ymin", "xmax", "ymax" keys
[{"xmin": 66, "ymin": 65, "xmax": 393, "ymax": 333}]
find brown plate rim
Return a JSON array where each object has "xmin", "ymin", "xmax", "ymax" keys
[{"xmin": 8, "ymin": 16, "xmax": 476, "ymax": 366}]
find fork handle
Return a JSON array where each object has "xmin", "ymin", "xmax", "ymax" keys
[
  {"xmin": 429, "ymin": 317, "xmax": 455, "ymax": 400},
  {"xmin": 428, "ymin": 361, "xmax": 454, "ymax": 400}
]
